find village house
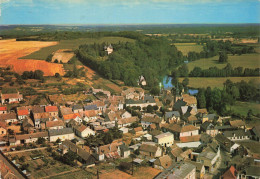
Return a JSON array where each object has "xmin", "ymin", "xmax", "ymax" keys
[
  {"xmin": 163, "ymin": 124, "xmax": 199, "ymax": 140},
  {"xmin": 215, "ymin": 134, "xmax": 240, "ymax": 153},
  {"xmin": 182, "ymin": 94, "xmax": 197, "ymax": 107},
  {"xmin": 138, "ymin": 75, "xmax": 147, "ymax": 86},
  {"xmin": 117, "ymin": 117, "xmax": 138, "ymax": 128},
  {"xmin": 0, "ymin": 159, "xmax": 22, "ymax": 179},
  {"xmin": 0, "ymin": 92, "xmax": 23, "ymax": 104},
  {"xmin": 252, "ymin": 125, "xmax": 260, "ymax": 142},
  {"xmin": 63, "ymin": 113, "xmax": 82, "ymax": 123},
  {"xmin": 74, "ymin": 125, "xmax": 95, "ymax": 138},
  {"xmin": 17, "ymin": 107, "xmax": 29, "ymax": 120},
  {"xmin": 0, "ymin": 121, "xmax": 7, "ymax": 135},
  {"xmin": 91, "ymin": 88, "xmax": 111, "ymax": 98},
  {"xmin": 121, "ymin": 88, "xmax": 144, "ymax": 100},
  {"xmin": 84, "ymin": 104, "xmax": 98, "ymax": 111},
  {"xmin": 221, "ymin": 165, "xmax": 238, "ymax": 179},
  {"xmin": 168, "ymin": 162, "xmax": 196, "ymax": 179},
  {"xmin": 0, "ymin": 106, "xmax": 7, "ymax": 114},
  {"xmin": 197, "ymin": 141, "xmax": 220, "ymax": 172},
  {"xmin": 104, "ymin": 44, "xmax": 113, "ymax": 55},
  {"xmin": 139, "ymin": 143, "xmax": 162, "ymax": 158},
  {"xmin": 60, "ymin": 107, "xmax": 74, "ymax": 116},
  {"xmin": 90, "ymin": 101, "xmax": 106, "ymax": 113},
  {"xmin": 45, "ymin": 106, "xmax": 59, "ymax": 117},
  {"xmin": 119, "ymin": 144, "xmax": 131, "ymax": 158},
  {"xmin": 60, "ymin": 140, "xmax": 97, "ymax": 167},
  {"xmin": 22, "ymin": 117, "xmax": 34, "ymax": 133},
  {"xmin": 154, "ymin": 132, "xmax": 174, "ymax": 147},
  {"xmin": 83, "ymin": 110, "xmax": 98, "ymax": 122},
  {"xmin": 229, "ymin": 120, "xmax": 246, "ymax": 129},
  {"xmin": 200, "ymin": 121, "xmax": 219, "ymax": 137},
  {"xmin": 14, "ymin": 131, "xmax": 48, "ymax": 145},
  {"xmin": 154, "ymin": 155, "xmax": 172, "ymax": 170},
  {"xmin": 141, "ymin": 115, "xmax": 162, "ymax": 129},
  {"xmin": 72, "ymin": 104, "xmax": 83, "ymax": 114},
  {"xmin": 45, "ymin": 120, "xmax": 64, "ymax": 130},
  {"xmin": 33, "ymin": 112, "xmax": 50, "ymax": 128},
  {"xmin": 95, "ymin": 141, "xmax": 123, "ymax": 161},
  {"xmin": 186, "ymin": 161, "xmax": 206, "ymax": 179},
  {"xmin": 125, "ymin": 95, "xmax": 156, "ymax": 109},
  {"xmin": 169, "ymin": 144, "xmax": 184, "ymax": 162},
  {"xmin": 0, "ymin": 113, "xmax": 18, "ymax": 124},
  {"xmin": 165, "ymin": 111, "xmax": 180, "ymax": 123},
  {"xmin": 49, "ymin": 128, "xmax": 75, "ymax": 142},
  {"xmin": 224, "ymin": 129, "xmax": 251, "ymax": 141}
]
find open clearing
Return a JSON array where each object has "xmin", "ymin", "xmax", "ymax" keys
[
  {"xmin": 21, "ymin": 37, "xmax": 135, "ymax": 60},
  {"xmin": 174, "ymin": 43, "xmax": 203, "ymax": 55},
  {"xmin": 0, "ymin": 39, "xmax": 64, "ymax": 76},
  {"xmin": 187, "ymin": 53, "xmax": 260, "ymax": 72},
  {"xmin": 228, "ymin": 101, "xmax": 260, "ymax": 116},
  {"xmin": 180, "ymin": 76, "xmax": 260, "ymax": 89},
  {"xmin": 51, "ymin": 49, "xmax": 74, "ymax": 63}
]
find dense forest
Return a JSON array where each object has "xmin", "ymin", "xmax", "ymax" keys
[{"xmin": 76, "ymin": 37, "xmax": 185, "ymax": 87}]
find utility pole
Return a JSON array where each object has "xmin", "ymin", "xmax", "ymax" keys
[
  {"xmin": 132, "ymin": 157, "xmax": 134, "ymax": 175},
  {"xmin": 97, "ymin": 169, "xmax": 99, "ymax": 179}
]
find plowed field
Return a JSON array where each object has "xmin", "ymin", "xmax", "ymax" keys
[{"xmin": 0, "ymin": 39, "xmax": 64, "ymax": 76}]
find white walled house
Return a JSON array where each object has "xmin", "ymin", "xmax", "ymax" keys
[
  {"xmin": 74, "ymin": 125, "xmax": 95, "ymax": 138},
  {"xmin": 49, "ymin": 128, "xmax": 75, "ymax": 142},
  {"xmin": 154, "ymin": 132, "xmax": 174, "ymax": 147},
  {"xmin": 224, "ymin": 129, "xmax": 251, "ymax": 141}
]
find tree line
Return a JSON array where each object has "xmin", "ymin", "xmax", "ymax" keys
[
  {"xmin": 196, "ymin": 79, "xmax": 259, "ymax": 115},
  {"xmin": 189, "ymin": 64, "xmax": 259, "ymax": 77}
]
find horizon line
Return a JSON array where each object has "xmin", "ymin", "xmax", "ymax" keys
[{"xmin": 1, "ymin": 23, "xmax": 260, "ymax": 26}]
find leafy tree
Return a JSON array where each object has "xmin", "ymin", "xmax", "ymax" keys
[
  {"xmin": 178, "ymin": 64, "xmax": 189, "ymax": 77},
  {"xmin": 219, "ymin": 51, "xmax": 228, "ymax": 63},
  {"xmin": 197, "ymin": 89, "xmax": 206, "ymax": 108},
  {"xmin": 150, "ymin": 87, "xmax": 160, "ymax": 96},
  {"xmin": 54, "ymin": 59, "xmax": 59, "ymax": 63}
]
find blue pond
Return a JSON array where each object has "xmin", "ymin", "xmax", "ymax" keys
[{"xmin": 162, "ymin": 76, "xmax": 198, "ymax": 95}]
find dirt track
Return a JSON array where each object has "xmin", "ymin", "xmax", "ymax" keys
[{"xmin": 0, "ymin": 39, "xmax": 65, "ymax": 76}]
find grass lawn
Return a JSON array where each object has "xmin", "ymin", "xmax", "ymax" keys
[
  {"xmin": 174, "ymin": 43, "xmax": 203, "ymax": 55},
  {"xmin": 187, "ymin": 53, "xmax": 260, "ymax": 72},
  {"xmin": 20, "ymin": 37, "xmax": 135, "ymax": 60},
  {"xmin": 228, "ymin": 101, "xmax": 260, "ymax": 116},
  {"xmin": 179, "ymin": 76, "xmax": 260, "ymax": 89}
]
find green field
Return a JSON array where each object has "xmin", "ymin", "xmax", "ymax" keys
[
  {"xmin": 174, "ymin": 43, "xmax": 203, "ymax": 55},
  {"xmin": 20, "ymin": 37, "xmax": 135, "ymax": 60},
  {"xmin": 180, "ymin": 76, "xmax": 260, "ymax": 89},
  {"xmin": 228, "ymin": 101, "xmax": 260, "ymax": 116},
  {"xmin": 187, "ymin": 53, "xmax": 260, "ymax": 72}
]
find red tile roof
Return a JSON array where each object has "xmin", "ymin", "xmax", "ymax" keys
[
  {"xmin": 0, "ymin": 106, "xmax": 7, "ymax": 111},
  {"xmin": 45, "ymin": 106, "xmax": 58, "ymax": 112},
  {"xmin": 63, "ymin": 113, "xmax": 80, "ymax": 121},
  {"xmin": 134, "ymin": 126, "xmax": 143, "ymax": 132},
  {"xmin": 17, "ymin": 109, "xmax": 29, "ymax": 116},
  {"xmin": 85, "ymin": 110, "xmax": 97, "ymax": 118},
  {"xmin": 46, "ymin": 120, "xmax": 64, "ymax": 128},
  {"xmin": 180, "ymin": 135, "xmax": 201, "ymax": 143},
  {"xmin": 221, "ymin": 166, "xmax": 237, "ymax": 179}
]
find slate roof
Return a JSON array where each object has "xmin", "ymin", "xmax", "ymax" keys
[
  {"xmin": 72, "ymin": 105, "xmax": 83, "ymax": 111},
  {"xmin": 224, "ymin": 129, "xmax": 251, "ymax": 138},
  {"xmin": 165, "ymin": 111, "xmax": 180, "ymax": 119},
  {"xmin": 84, "ymin": 105, "xmax": 98, "ymax": 110},
  {"xmin": 169, "ymin": 163, "xmax": 196, "ymax": 179},
  {"xmin": 49, "ymin": 128, "xmax": 74, "ymax": 136}
]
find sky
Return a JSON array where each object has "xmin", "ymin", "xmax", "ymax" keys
[{"xmin": 0, "ymin": 0, "xmax": 259, "ymax": 24}]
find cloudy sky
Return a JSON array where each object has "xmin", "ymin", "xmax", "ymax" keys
[{"xmin": 0, "ymin": 0, "xmax": 259, "ymax": 24}]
